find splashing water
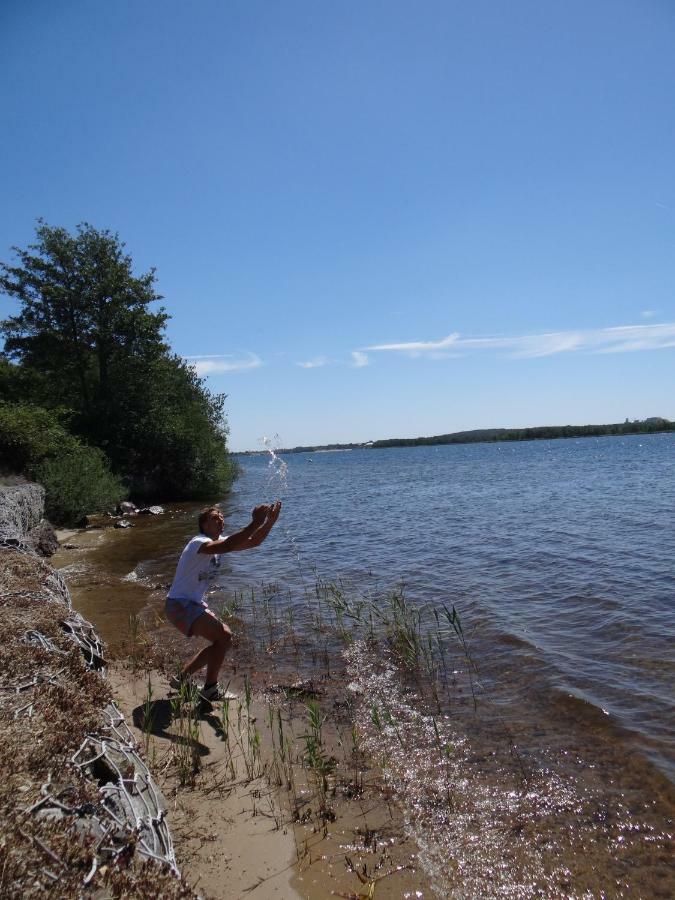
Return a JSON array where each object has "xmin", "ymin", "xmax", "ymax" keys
[
  {"xmin": 260, "ymin": 435, "xmax": 308, "ymax": 589},
  {"xmin": 261, "ymin": 434, "xmax": 289, "ymax": 495}
]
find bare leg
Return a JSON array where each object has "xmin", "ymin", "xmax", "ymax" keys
[{"xmin": 182, "ymin": 613, "xmax": 232, "ymax": 684}]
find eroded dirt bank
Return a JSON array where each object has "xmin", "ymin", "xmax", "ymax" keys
[{"xmin": 0, "ymin": 484, "xmax": 192, "ymax": 898}]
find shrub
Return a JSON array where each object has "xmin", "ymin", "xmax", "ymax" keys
[
  {"xmin": 0, "ymin": 402, "xmax": 76, "ymax": 472},
  {"xmin": 35, "ymin": 445, "xmax": 125, "ymax": 526},
  {"xmin": 0, "ymin": 402, "xmax": 125, "ymax": 525}
]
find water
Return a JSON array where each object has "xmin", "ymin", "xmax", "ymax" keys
[
  {"xmin": 226, "ymin": 434, "xmax": 675, "ymax": 786},
  {"xmin": 55, "ymin": 432, "xmax": 675, "ymax": 896}
]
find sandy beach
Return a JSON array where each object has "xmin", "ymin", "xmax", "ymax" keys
[{"xmin": 109, "ymin": 667, "xmax": 300, "ymax": 899}]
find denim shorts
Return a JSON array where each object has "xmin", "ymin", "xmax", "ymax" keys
[{"xmin": 165, "ymin": 598, "xmax": 214, "ymax": 637}]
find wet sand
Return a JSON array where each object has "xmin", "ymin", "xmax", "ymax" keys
[{"xmin": 54, "ymin": 518, "xmax": 429, "ymax": 899}]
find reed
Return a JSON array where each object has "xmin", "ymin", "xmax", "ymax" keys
[
  {"xmin": 141, "ymin": 672, "xmax": 155, "ymax": 758},
  {"xmin": 169, "ymin": 679, "xmax": 202, "ymax": 785},
  {"xmin": 300, "ymin": 699, "xmax": 335, "ymax": 830}
]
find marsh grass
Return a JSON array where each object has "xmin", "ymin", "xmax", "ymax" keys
[
  {"xmin": 169, "ymin": 680, "xmax": 202, "ymax": 786},
  {"xmin": 300, "ymin": 699, "xmax": 336, "ymax": 831},
  {"xmin": 141, "ymin": 672, "xmax": 155, "ymax": 759},
  {"xmin": 129, "ymin": 574, "xmax": 477, "ymax": 897}
]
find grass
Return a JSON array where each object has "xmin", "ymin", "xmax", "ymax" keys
[
  {"xmin": 169, "ymin": 679, "xmax": 203, "ymax": 786},
  {"xmin": 115, "ymin": 572, "xmax": 482, "ymax": 898},
  {"xmin": 0, "ymin": 547, "xmax": 194, "ymax": 898},
  {"xmin": 300, "ymin": 699, "xmax": 336, "ymax": 831}
]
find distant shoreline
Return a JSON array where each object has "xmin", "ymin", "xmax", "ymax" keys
[{"xmin": 236, "ymin": 417, "xmax": 675, "ymax": 456}]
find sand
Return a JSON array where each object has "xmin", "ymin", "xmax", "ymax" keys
[{"xmin": 109, "ymin": 666, "xmax": 301, "ymax": 900}]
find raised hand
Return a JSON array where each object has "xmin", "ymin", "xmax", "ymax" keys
[
  {"xmin": 268, "ymin": 500, "xmax": 282, "ymax": 523},
  {"xmin": 251, "ymin": 503, "xmax": 270, "ymax": 525}
]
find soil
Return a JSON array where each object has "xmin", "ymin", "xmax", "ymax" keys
[{"xmin": 109, "ymin": 666, "xmax": 300, "ymax": 900}]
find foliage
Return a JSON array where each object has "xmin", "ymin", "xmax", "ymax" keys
[
  {"xmin": 0, "ymin": 220, "xmax": 168, "ymax": 419},
  {"xmin": 0, "ymin": 401, "xmax": 76, "ymax": 472},
  {"xmin": 0, "ymin": 401, "xmax": 125, "ymax": 524},
  {"xmin": 35, "ymin": 444, "xmax": 125, "ymax": 525},
  {"xmin": 1, "ymin": 221, "xmax": 237, "ymax": 502},
  {"xmin": 369, "ymin": 418, "xmax": 675, "ymax": 449},
  {"xmin": 94, "ymin": 352, "xmax": 239, "ymax": 500}
]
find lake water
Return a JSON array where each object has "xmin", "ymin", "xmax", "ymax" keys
[
  {"xmin": 56, "ymin": 432, "xmax": 675, "ymax": 895},
  {"xmin": 226, "ymin": 434, "xmax": 675, "ymax": 785}
]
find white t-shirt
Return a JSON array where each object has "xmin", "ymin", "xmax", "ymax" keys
[{"xmin": 167, "ymin": 534, "xmax": 223, "ymax": 604}]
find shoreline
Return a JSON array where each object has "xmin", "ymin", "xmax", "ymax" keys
[
  {"xmin": 108, "ymin": 665, "xmax": 301, "ymax": 900},
  {"xmin": 235, "ymin": 419, "xmax": 675, "ymax": 455},
  {"xmin": 53, "ymin": 516, "xmax": 435, "ymax": 899},
  {"xmin": 0, "ymin": 484, "xmax": 192, "ymax": 898},
  {"xmin": 52, "ymin": 504, "xmax": 675, "ymax": 898}
]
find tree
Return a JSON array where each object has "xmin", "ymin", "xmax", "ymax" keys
[
  {"xmin": 1, "ymin": 222, "xmax": 236, "ymax": 501},
  {"xmin": 1, "ymin": 221, "xmax": 169, "ymax": 429}
]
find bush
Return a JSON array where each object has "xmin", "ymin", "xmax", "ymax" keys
[
  {"xmin": 35, "ymin": 445, "xmax": 125, "ymax": 526},
  {"xmin": 0, "ymin": 402, "xmax": 125, "ymax": 525},
  {"xmin": 0, "ymin": 402, "xmax": 76, "ymax": 472}
]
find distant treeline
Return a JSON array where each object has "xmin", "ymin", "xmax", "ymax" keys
[
  {"xmin": 241, "ymin": 418, "xmax": 675, "ymax": 456},
  {"xmin": 369, "ymin": 418, "xmax": 675, "ymax": 448}
]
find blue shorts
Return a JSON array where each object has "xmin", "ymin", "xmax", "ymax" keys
[{"xmin": 165, "ymin": 598, "xmax": 215, "ymax": 637}]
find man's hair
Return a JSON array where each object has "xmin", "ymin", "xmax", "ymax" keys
[{"xmin": 198, "ymin": 506, "xmax": 222, "ymax": 534}]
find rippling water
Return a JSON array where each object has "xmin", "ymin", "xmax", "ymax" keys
[
  {"xmin": 223, "ymin": 434, "xmax": 675, "ymax": 784},
  {"xmin": 55, "ymin": 432, "xmax": 675, "ymax": 896}
]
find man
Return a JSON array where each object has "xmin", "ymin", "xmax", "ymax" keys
[{"xmin": 166, "ymin": 501, "xmax": 282, "ymax": 700}]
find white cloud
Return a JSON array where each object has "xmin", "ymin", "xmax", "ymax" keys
[
  {"xmin": 363, "ymin": 323, "xmax": 675, "ymax": 359},
  {"xmin": 641, "ymin": 309, "xmax": 657, "ymax": 318},
  {"xmin": 185, "ymin": 352, "xmax": 263, "ymax": 375},
  {"xmin": 366, "ymin": 333, "xmax": 460, "ymax": 355},
  {"xmin": 296, "ymin": 356, "xmax": 330, "ymax": 369},
  {"xmin": 350, "ymin": 351, "xmax": 369, "ymax": 368}
]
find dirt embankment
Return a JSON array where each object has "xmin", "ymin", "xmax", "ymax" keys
[{"xmin": 0, "ymin": 484, "xmax": 192, "ymax": 899}]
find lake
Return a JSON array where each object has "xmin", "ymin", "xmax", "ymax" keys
[
  {"xmin": 225, "ymin": 433, "xmax": 675, "ymax": 784},
  {"xmin": 56, "ymin": 431, "xmax": 675, "ymax": 895}
]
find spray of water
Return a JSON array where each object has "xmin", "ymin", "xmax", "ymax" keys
[
  {"xmin": 261, "ymin": 434, "xmax": 289, "ymax": 494},
  {"xmin": 260, "ymin": 435, "xmax": 308, "ymax": 590}
]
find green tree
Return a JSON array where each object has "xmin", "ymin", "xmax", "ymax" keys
[
  {"xmin": 0, "ymin": 402, "xmax": 76, "ymax": 473},
  {"xmin": 0, "ymin": 221, "xmax": 168, "ymax": 428},
  {"xmin": 1, "ymin": 222, "xmax": 236, "ymax": 500}
]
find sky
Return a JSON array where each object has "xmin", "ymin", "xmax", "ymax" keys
[{"xmin": 1, "ymin": 1, "xmax": 674, "ymax": 451}]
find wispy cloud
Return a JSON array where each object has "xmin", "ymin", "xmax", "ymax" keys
[
  {"xmin": 185, "ymin": 352, "xmax": 263, "ymax": 375},
  {"xmin": 641, "ymin": 309, "xmax": 657, "ymax": 318},
  {"xmin": 351, "ymin": 351, "xmax": 369, "ymax": 368},
  {"xmin": 363, "ymin": 322, "xmax": 675, "ymax": 359},
  {"xmin": 296, "ymin": 356, "xmax": 330, "ymax": 369}
]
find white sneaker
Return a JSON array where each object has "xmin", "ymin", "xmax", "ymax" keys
[
  {"xmin": 220, "ymin": 690, "xmax": 238, "ymax": 701},
  {"xmin": 199, "ymin": 684, "xmax": 238, "ymax": 702}
]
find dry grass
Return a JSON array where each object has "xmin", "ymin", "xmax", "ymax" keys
[{"xmin": 0, "ymin": 548, "xmax": 194, "ymax": 899}]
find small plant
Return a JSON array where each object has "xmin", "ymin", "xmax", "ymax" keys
[
  {"xmin": 301, "ymin": 699, "xmax": 336, "ymax": 830},
  {"xmin": 170, "ymin": 679, "xmax": 202, "ymax": 785},
  {"xmin": 141, "ymin": 673, "xmax": 155, "ymax": 756}
]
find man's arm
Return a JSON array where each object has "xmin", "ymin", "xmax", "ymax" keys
[
  {"xmin": 241, "ymin": 500, "xmax": 281, "ymax": 549},
  {"xmin": 198, "ymin": 502, "xmax": 281, "ymax": 555}
]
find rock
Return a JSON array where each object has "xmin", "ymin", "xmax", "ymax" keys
[
  {"xmin": 266, "ymin": 678, "xmax": 321, "ymax": 698},
  {"xmin": 117, "ymin": 501, "xmax": 138, "ymax": 515},
  {"xmin": 0, "ymin": 484, "xmax": 45, "ymax": 543},
  {"xmin": 25, "ymin": 520, "xmax": 59, "ymax": 558},
  {"xmin": 114, "ymin": 519, "xmax": 134, "ymax": 529},
  {"xmin": 137, "ymin": 505, "xmax": 164, "ymax": 516}
]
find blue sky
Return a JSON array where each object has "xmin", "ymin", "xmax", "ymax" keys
[{"xmin": 1, "ymin": 1, "xmax": 674, "ymax": 451}]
